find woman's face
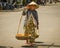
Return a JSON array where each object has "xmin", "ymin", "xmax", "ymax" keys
[{"xmin": 29, "ymin": 5, "xmax": 36, "ymax": 10}]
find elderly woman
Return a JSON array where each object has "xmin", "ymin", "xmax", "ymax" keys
[
  {"xmin": 22, "ymin": 1, "xmax": 39, "ymax": 29},
  {"xmin": 22, "ymin": 1, "xmax": 39, "ymax": 44}
]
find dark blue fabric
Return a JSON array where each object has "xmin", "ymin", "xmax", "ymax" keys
[
  {"xmin": 22, "ymin": 9, "xmax": 39, "ymax": 29},
  {"xmin": 27, "ymin": 10, "xmax": 38, "ymax": 25}
]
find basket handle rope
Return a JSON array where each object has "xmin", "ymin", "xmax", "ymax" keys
[{"xmin": 17, "ymin": 15, "xmax": 23, "ymax": 34}]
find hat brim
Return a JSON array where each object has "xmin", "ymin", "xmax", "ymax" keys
[{"xmin": 27, "ymin": 1, "xmax": 39, "ymax": 9}]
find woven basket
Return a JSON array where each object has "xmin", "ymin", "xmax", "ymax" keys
[{"xmin": 15, "ymin": 34, "xmax": 31, "ymax": 40}]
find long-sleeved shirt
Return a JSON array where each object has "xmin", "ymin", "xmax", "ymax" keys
[{"xmin": 22, "ymin": 9, "xmax": 39, "ymax": 29}]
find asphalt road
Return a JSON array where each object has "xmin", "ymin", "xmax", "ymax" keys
[{"xmin": 0, "ymin": 3, "xmax": 60, "ymax": 48}]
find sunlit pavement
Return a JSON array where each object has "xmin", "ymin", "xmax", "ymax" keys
[{"xmin": 0, "ymin": 3, "xmax": 60, "ymax": 48}]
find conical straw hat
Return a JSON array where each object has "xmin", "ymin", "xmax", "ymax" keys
[{"xmin": 28, "ymin": 1, "xmax": 39, "ymax": 9}]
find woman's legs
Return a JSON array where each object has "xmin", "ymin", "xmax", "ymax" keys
[{"xmin": 26, "ymin": 39, "xmax": 29, "ymax": 44}]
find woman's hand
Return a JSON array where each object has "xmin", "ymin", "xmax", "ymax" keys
[{"xmin": 24, "ymin": 5, "xmax": 29, "ymax": 9}]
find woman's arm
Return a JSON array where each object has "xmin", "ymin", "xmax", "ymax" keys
[
  {"xmin": 34, "ymin": 11, "xmax": 39, "ymax": 29},
  {"xmin": 36, "ymin": 11, "xmax": 39, "ymax": 29},
  {"xmin": 22, "ymin": 8, "xmax": 27, "ymax": 15},
  {"xmin": 22, "ymin": 5, "xmax": 29, "ymax": 16}
]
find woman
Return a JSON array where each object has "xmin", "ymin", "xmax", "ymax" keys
[{"xmin": 22, "ymin": 1, "xmax": 39, "ymax": 44}]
